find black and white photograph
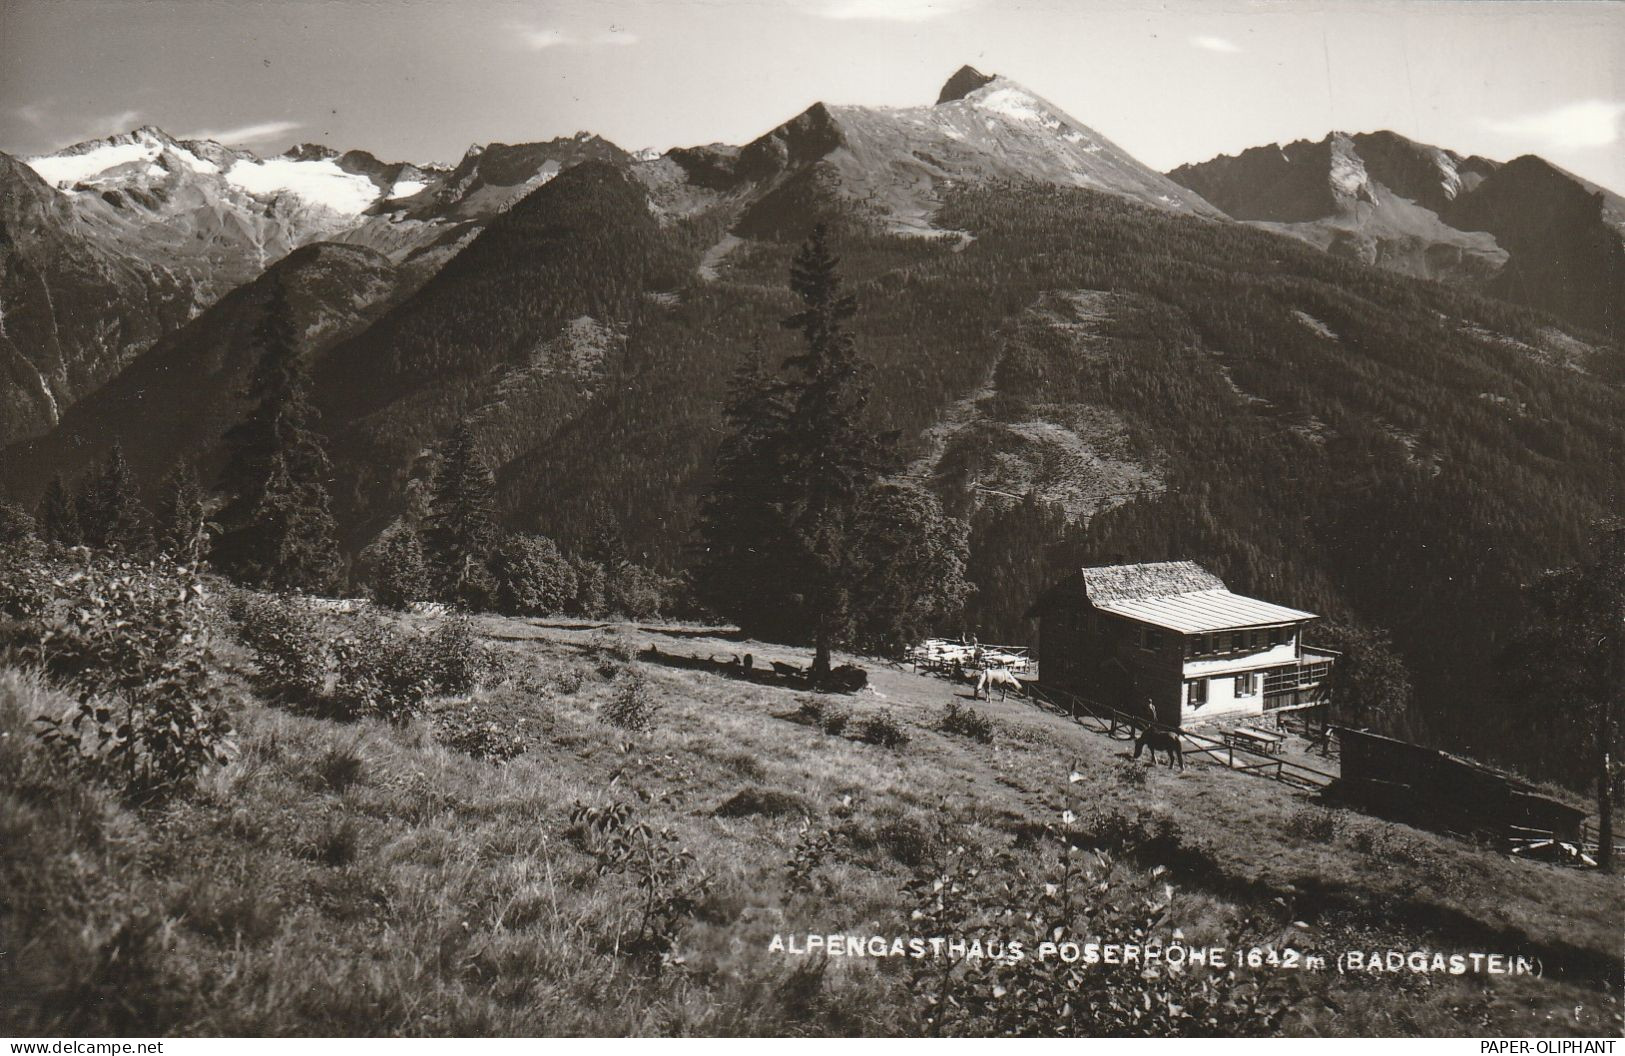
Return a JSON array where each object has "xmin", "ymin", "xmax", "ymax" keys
[{"xmin": 0, "ymin": 0, "xmax": 1621, "ymax": 1042}]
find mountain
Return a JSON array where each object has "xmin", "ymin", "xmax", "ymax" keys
[
  {"xmin": 3, "ymin": 66, "xmax": 1621, "ymax": 783},
  {"xmin": 1, "ymin": 241, "xmax": 407, "ymax": 504},
  {"xmin": 0, "ymin": 127, "xmax": 636, "ymax": 446},
  {"xmin": 0, "ymin": 150, "xmax": 193, "ymax": 448},
  {"xmin": 666, "ymin": 65, "xmax": 1222, "ymax": 237},
  {"xmin": 1169, "ymin": 131, "xmax": 1624, "ymax": 337}
]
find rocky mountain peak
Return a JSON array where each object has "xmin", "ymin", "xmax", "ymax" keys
[{"xmin": 937, "ymin": 64, "xmax": 996, "ymax": 104}]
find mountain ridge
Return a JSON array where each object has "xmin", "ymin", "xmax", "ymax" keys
[{"xmin": 1169, "ymin": 129, "xmax": 1623, "ymax": 336}]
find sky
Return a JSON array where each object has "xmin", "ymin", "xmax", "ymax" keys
[{"xmin": 2, "ymin": 0, "xmax": 1622, "ymax": 192}]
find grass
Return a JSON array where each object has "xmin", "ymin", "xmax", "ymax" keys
[{"xmin": 1, "ymin": 613, "xmax": 1621, "ymax": 1037}]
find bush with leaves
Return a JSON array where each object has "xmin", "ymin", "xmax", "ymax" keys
[
  {"xmin": 602, "ymin": 668, "xmax": 661, "ymax": 733},
  {"xmin": 420, "ymin": 614, "xmax": 489, "ymax": 697},
  {"xmin": 432, "ymin": 700, "xmax": 529, "ymax": 762},
  {"xmin": 858, "ymin": 709, "xmax": 910, "ymax": 749},
  {"xmin": 13, "ymin": 551, "xmax": 233, "ymax": 802},
  {"xmin": 604, "ymin": 560, "xmax": 675, "ymax": 620},
  {"xmin": 329, "ymin": 613, "xmax": 435, "ymax": 723},
  {"xmin": 568, "ymin": 800, "xmax": 710, "ymax": 966},
  {"xmin": 900, "ymin": 833, "xmax": 1288, "ymax": 1037},
  {"xmin": 797, "ymin": 695, "xmax": 851, "ymax": 735},
  {"xmin": 232, "ymin": 592, "xmax": 330, "ymax": 704},
  {"xmin": 941, "ymin": 699, "xmax": 995, "ymax": 744},
  {"xmin": 489, "ymin": 532, "xmax": 578, "ymax": 616},
  {"xmin": 365, "ymin": 523, "xmax": 434, "ymax": 611}
]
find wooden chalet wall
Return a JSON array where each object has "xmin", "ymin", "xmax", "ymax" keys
[{"xmin": 1034, "ymin": 582, "xmax": 1184, "ymax": 726}]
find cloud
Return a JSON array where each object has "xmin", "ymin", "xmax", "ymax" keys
[
  {"xmin": 1481, "ymin": 100, "xmax": 1625, "ymax": 152},
  {"xmin": 516, "ymin": 26, "xmax": 569, "ymax": 49},
  {"xmin": 1190, "ymin": 35, "xmax": 1241, "ymax": 53},
  {"xmin": 88, "ymin": 109, "xmax": 146, "ymax": 136},
  {"xmin": 15, "ymin": 102, "xmax": 49, "ymax": 127},
  {"xmin": 512, "ymin": 23, "xmax": 638, "ymax": 50},
  {"xmin": 181, "ymin": 120, "xmax": 303, "ymax": 145},
  {"xmin": 815, "ymin": 0, "xmax": 978, "ymax": 22}
]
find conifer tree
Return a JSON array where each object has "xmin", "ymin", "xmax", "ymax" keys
[
  {"xmin": 777, "ymin": 224, "xmax": 891, "ymax": 678},
  {"xmin": 156, "ymin": 460, "xmax": 211, "ymax": 565},
  {"xmin": 697, "ymin": 225, "xmax": 891, "ymax": 678},
  {"xmin": 77, "ymin": 442, "xmax": 150, "ymax": 552},
  {"xmin": 424, "ymin": 420, "xmax": 499, "ymax": 608},
  {"xmin": 214, "ymin": 279, "xmax": 342, "ymax": 591},
  {"xmin": 37, "ymin": 473, "xmax": 80, "ymax": 547}
]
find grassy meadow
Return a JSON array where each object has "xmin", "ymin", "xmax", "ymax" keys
[{"xmin": 2, "ymin": 609, "xmax": 1620, "ymax": 1036}]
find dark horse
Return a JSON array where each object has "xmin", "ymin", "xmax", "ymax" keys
[{"xmin": 1133, "ymin": 726, "xmax": 1184, "ymax": 770}]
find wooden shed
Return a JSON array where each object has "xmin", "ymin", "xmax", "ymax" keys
[{"xmin": 1332, "ymin": 727, "xmax": 1585, "ymax": 844}]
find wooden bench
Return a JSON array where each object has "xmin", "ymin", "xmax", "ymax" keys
[{"xmin": 1226, "ymin": 726, "xmax": 1284, "ymax": 755}]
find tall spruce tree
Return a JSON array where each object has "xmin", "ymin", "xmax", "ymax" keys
[
  {"xmin": 697, "ymin": 225, "xmax": 890, "ymax": 677},
  {"xmin": 214, "ymin": 279, "xmax": 341, "ymax": 592},
  {"xmin": 77, "ymin": 442, "xmax": 150, "ymax": 552},
  {"xmin": 424, "ymin": 420, "xmax": 499, "ymax": 608},
  {"xmin": 37, "ymin": 473, "xmax": 80, "ymax": 547},
  {"xmin": 156, "ymin": 460, "xmax": 211, "ymax": 565},
  {"xmin": 778, "ymin": 224, "xmax": 890, "ymax": 678}
]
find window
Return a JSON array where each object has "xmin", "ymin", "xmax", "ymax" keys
[
  {"xmin": 1187, "ymin": 679, "xmax": 1208, "ymax": 707},
  {"xmin": 1234, "ymin": 673, "xmax": 1256, "ymax": 697}
]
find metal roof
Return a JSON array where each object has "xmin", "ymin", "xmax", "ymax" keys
[{"xmin": 1093, "ymin": 588, "xmax": 1317, "ymax": 633}]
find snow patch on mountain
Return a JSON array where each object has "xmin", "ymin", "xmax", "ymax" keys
[
  {"xmin": 225, "ymin": 156, "xmax": 380, "ymax": 215},
  {"xmin": 972, "ymin": 85, "xmax": 1062, "ymax": 131},
  {"xmin": 388, "ymin": 177, "xmax": 428, "ymax": 199},
  {"xmin": 27, "ymin": 136, "xmax": 161, "ymax": 187}
]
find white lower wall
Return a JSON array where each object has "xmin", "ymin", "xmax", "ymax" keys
[{"xmin": 1182, "ymin": 671, "xmax": 1266, "ymax": 724}]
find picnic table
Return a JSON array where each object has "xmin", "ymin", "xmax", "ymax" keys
[{"xmin": 1226, "ymin": 726, "xmax": 1284, "ymax": 755}]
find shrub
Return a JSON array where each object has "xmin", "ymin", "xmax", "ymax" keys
[
  {"xmin": 797, "ymin": 696, "xmax": 852, "ymax": 735},
  {"xmin": 786, "ymin": 822, "xmax": 838, "ymax": 895},
  {"xmin": 1285, "ymin": 805, "xmax": 1341, "ymax": 842},
  {"xmin": 420, "ymin": 614, "xmax": 488, "ymax": 696},
  {"xmin": 365, "ymin": 524, "xmax": 434, "ymax": 610},
  {"xmin": 941, "ymin": 699, "xmax": 995, "ymax": 743},
  {"xmin": 1114, "ymin": 758, "xmax": 1149, "ymax": 789},
  {"xmin": 233, "ymin": 592, "xmax": 330, "ymax": 703},
  {"xmin": 605, "ymin": 561, "xmax": 674, "ymax": 620},
  {"xmin": 900, "ymin": 838, "xmax": 1289, "ymax": 1037},
  {"xmin": 858, "ymin": 710, "xmax": 910, "ymax": 749},
  {"xmin": 602, "ymin": 669, "xmax": 660, "ymax": 733},
  {"xmin": 329, "ymin": 612, "xmax": 434, "ymax": 723},
  {"xmin": 589, "ymin": 628, "xmax": 638, "ymax": 678},
  {"xmin": 19, "ymin": 551, "xmax": 233, "ymax": 802},
  {"xmin": 715, "ymin": 786, "xmax": 813, "ymax": 818},
  {"xmin": 568, "ymin": 800, "xmax": 710, "ymax": 966},
  {"xmin": 571, "ymin": 556, "xmax": 609, "ymax": 617},
  {"xmin": 490, "ymin": 532, "xmax": 578, "ymax": 616},
  {"xmin": 433, "ymin": 701, "xmax": 528, "ymax": 763}
]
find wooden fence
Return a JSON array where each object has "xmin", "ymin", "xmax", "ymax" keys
[
  {"xmin": 1021, "ymin": 681, "xmax": 1338, "ymax": 790},
  {"xmin": 1021, "ymin": 679, "xmax": 1618, "ymax": 862}
]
